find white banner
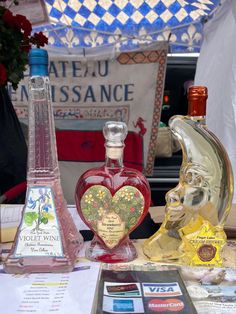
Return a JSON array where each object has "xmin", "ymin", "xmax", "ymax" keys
[{"xmin": 10, "ymin": 44, "xmax": 167, "ymax": 177}]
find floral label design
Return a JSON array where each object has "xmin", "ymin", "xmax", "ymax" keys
[
  {"xmin": 14, "ymin": 187, "xmax": 64, "ymax": 257},
  {"xmin": 80, "ymin": 185, "xmax": 145, "ymax": 248}
]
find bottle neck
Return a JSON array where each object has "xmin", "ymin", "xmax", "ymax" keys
[
  {"xmin": 30, "ymin": 65, "xmax": 48, "ymax": 77},
  {"xmin": 187, "ymin": 97, "xmax": 206, "ymax": 125},
  {"xmin": 188, "ymin": 96, "xmax": 207, "ymax": 117},
  {"xmin": 105, "ymin": 145, "xmax": 124, "ymax": 168},
  {"xmin": 27, "ymin": 74, "xmax": 59, "ymax": 181},
  {"xmin": 28, "ymin": 76, "xmax": 50, "ymax": 103}
]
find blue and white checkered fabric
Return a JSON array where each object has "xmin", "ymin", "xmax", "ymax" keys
[
  {"xmin": 34, "ymin": 0, "xmax": 220, "ymax": 53},
  {"xmin": 45, "ymin": 0, "xmax": 218, "ymax": 30}
]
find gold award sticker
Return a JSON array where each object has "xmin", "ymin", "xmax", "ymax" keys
[
  {"xmin": 80, "ymin": 185, "xmax": 145, "ymax": 249},
  {"xmin": 180, "ymin": 216, "xmax": 226, "ymax": 266},
  {"xmin": 197, "ymin": 244, "xmax": 217, "ymax": 262}
]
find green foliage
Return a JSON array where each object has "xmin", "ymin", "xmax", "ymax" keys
[
  {"xmin": 40, "ymin": 216, "xmax": 48, "ymax": 224},
  {"xmin": 24, "ymin": 211, "xmax": 38, "ymax": 226}
]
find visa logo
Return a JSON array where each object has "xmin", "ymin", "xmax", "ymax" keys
[
  {"xmin": 142, "ymin": 282, "xmax": 182, "ymax": 297},
  {"xmin": 149, "ymin": 287, "xmax": 174, "ymax": 292}
]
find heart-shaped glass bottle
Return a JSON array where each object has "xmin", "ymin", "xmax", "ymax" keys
[{"xmin": 75, "ymin": 121, "xmax": 151, "ymax": 262}]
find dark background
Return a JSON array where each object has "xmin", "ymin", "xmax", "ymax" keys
[{"xmin": 149, "ymin": 55, "xmax": 198, "ymax": 206}]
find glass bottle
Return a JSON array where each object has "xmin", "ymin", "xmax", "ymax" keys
[
  {"xmin": 143, "ymin": 86, "xmax": 233, "ymax": 266},
  {"xmin": 4, "ymin": 48, "xmax": 83, "ymax": 273},
  {"xmin": 75, "ymin": 121, "xmax": 151, "ymax": 263}
]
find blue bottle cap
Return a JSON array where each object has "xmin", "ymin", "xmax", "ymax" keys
[{"xmin": 29, "ymin": 48, "xmax": 49, "ymax": 76}]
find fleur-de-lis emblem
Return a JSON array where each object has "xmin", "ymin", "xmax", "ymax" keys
[
  {"xmin": 181, "ymin": 24, "xmax": 202, "ymax": 51},
  {"xmin": 60, "ymin": 28, "xmax": 80, "ymax": 48},
  {"xmin": 48, "ymin": 35, "xmax": 55, "ymax": 45},
  {"xmin": 84, "ymin": 31, "xmax": 103, "ymax": 47},
  {"xmin": 43, "ymin": 30, "xmax": 55, "ymax": 45},
  {"xmin": 132, "ymin": 27, "xmax": 152, "ymax": 45},
  {"xmin": 157, "ymin": 28, "xmax": 177, "ymax": 43},
  {"xmin": 108, "ymin": 28, "xmax": 125, "ymax": 51}
]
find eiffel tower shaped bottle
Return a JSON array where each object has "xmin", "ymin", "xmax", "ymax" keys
[{"xmin": 4, "ymin": 48, "xmax": 83, "ymax": 273}]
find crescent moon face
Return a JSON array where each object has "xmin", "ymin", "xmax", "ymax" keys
[
  {"xmin": 143, "ymin": 115, "xmax": 234, "ymax": 262},
  {"xmin": 168, "ymin": 115, "xmax": 234, "ymax": 226}
]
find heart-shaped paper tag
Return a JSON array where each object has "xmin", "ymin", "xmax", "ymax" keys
[{"xmin": 80, "ymin": 185, "xmax": 145, "ymax": 249}]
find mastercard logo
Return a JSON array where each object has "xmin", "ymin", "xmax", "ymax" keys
[{"xmin": 148, "ymin": 298, "xmax": 184, "ymax": 312}]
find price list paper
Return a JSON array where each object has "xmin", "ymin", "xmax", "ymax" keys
[{"xmin": 0, "ymin": 262, "xmax": 100, "ymax": 314}]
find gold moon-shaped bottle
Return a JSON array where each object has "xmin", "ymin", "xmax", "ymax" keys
[{"xmin": 143, "ymin": 86, "xmax": 234, "ymax": 265}]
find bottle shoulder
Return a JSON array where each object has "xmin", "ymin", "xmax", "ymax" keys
[
  {"xmin": 76, "ymin": 165, "xmax": 150, "ymax": 194},
  {"xmin": 79, "ymin": 165, "xmax": 148, "ymax": 181},
  {"xmin": 169, "ymin": 115, "xmax": 206, "ymax": 127}
]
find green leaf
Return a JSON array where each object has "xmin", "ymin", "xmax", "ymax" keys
[
  {"xmin": 41, "ymin": 217, "xmax": 48, "ymax": 225},
  {"xmin": 24, "ymin": 212, "xmax": 38, "ymax": 226},
  {"xmin": 128, "ymin": 216, "xmax": 137, "ymax": 227}
]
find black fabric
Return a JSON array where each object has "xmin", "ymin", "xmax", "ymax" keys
[
  {"xmin": 0, "ymin": 86, "xmax": 27, "ymax": 202},
  {"xmin": 130, "ymin": 213, "xmax": 159, "ymax": 239}
]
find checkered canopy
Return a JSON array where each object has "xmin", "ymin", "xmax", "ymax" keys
[{"xmin": 33, "ymin": 0, "xmax": 220, "ymax": 53}]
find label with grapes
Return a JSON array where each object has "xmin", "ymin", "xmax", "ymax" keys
[
  {"xmin": 14, "ymin": 187, "xmax": 64, "ymax": 257},
  {"xmin": 80, "ymin": 185, "xmax": 145, "ymax": 249}
]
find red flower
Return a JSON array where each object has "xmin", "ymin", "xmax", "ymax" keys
[
  {"xmin": 2, "ymin": 9, "xmax": 15, "ymax": 27},
  {"xmin": 0, "ymin": 64, "xmax": 7, "ymax": 86},
  {"xmin": 15, "ymin": 14, "xmax": 32, "ymax": 36},
  {"xmin": 2, "ymin": 10, "xmax": 32, "ymax": 35},
  {"xmin": 32, "ymin": 32, "xmax": 48, "ymax": 47},
  {"xmin": 0, "ymin": 3, "xmax": 48, "ymax": 89},
  {"xmin": 130, "ymin": 207, "xmax": 136, "ymax": 213}
]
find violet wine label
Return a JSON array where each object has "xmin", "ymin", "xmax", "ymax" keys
[{"xmin": 14, "ymin": 187, "xmax": 63, "ymax": 257}]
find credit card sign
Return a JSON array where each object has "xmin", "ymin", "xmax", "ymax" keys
[{"xmin": 142, "ymin": 282, "xmax": 182, "ymax": 297}]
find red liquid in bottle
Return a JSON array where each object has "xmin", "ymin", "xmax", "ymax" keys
[{"xmin": 75, "ymin": 122, "xmax": 151, "ymax": 263}]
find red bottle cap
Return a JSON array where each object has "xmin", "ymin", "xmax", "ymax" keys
[{"xmin": 187, "ymin": 86, "xmax": 208, "ymax": 116}]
